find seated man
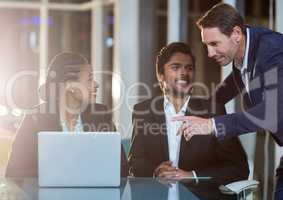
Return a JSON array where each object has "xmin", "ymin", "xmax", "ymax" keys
[
  {"xmin": 128, "ymin": 42, "xmax": 249, "ymax": 184},
  {"xmin": 5, "ymin": 52, "xmax": 128, "ymax": 177}
]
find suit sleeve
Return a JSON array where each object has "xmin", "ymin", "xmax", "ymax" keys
[{"xmin": 128, "ymin": 106, "xmax": 157, "ymax": 177}]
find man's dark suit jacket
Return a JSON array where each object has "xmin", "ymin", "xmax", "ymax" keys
[
  {"xmin": 213, "ymin": 26, "xmax": 283, "ymax": 146},
  {"xmin": 5, "ymin": 103, "xmax": 128, "ymax": 177},
  {"xmin": 128, "ymin": 96, "xmax": 249, "ymax": 184},
  {"xmin": 212, "ymin": 26, "xmax": 283, "ymax": 177}
]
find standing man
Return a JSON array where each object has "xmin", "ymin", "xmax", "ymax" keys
[
  {"xmin": 128, "ymin": 42, "xmax": 249, "ymax": 185},
  {"xmin": 173, "ymin": 3, "xmax": 283, "ymax": 198}
]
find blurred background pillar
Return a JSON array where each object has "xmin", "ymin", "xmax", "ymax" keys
[
  {"xmin": 113, "ymin": 0, "xmax": 157, "ymax": 138},
  {"xmin": 167, "ymin": 0, "xmax": 188, "ymax": 43},
  {"xmin": 91, "ymin": 1, "xmax": 112, "ymax": 105}
]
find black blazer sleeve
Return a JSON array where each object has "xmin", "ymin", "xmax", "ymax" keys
[{"xmin": 5, "ymin": 114, "xmax": 38, "ymax": 177}]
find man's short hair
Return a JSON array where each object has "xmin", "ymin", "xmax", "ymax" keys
[
  {"xmin": 155, "ymin": 42, "xmax": 195, "ymax": 76},
  {"xmin": 196, "ymin": 3, "xmax": 245, "ymax": 36}
]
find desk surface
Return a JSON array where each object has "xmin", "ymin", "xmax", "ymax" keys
[{"xmin": 0, "ymin": 177, "xmax": 258, "ymax": 200}]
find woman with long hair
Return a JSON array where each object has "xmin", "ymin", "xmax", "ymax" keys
[{"xmin": 5, "ymin": 52, "xmax": 128, "ymax": 177}]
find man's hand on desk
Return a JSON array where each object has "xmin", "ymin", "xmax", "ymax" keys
[
  {"xmin": 154, "ymin": 161, "xmax": 194, "ymax": 181},
  {"xmin": 172, "ymin": 116, "xmax": 214, "ymax": 141},
  {"xmin": 158, "ymin": 169, "xmax": 194, "ymax": 181},
  {"xmin": 154, "ymin": 161, "xmax": 175, "ymax": 176}
]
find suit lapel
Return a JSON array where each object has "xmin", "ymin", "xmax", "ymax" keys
[
  {"xmin": 246, "ymin": 27, "xmax": 256, "ymax": 79},
  {"xmin": 153, "ymin": 96, "xmax": 169, "ymax": 161},
  {"xmin": 246, "ymin": 26, "xmax": 271, "ymax": 80},
  {"xmin": 179, "ymin": 132, "xmax": 187, "ymax": 166},
  {"xmin": 244, "ymin": 27, "xmax": 271, "ymax": 106},
  {"xmin": 179, "ymin": 99, "xmax": 197, "ymax": 165},
  {"xmin": 232, "ymin": 66, "xmax": 253, "ymax": 107},
  {"xmin": 246, "ymin": 27, "xmax": 257, "ymax": 105}
]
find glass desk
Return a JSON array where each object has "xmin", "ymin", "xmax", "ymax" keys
[{"xmin": 0, "ymin": 177, "xmax": 259, "ymax": 200}]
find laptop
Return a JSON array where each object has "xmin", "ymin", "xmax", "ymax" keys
[{"xmin": 38, "ymin": 132, "xmax": 121, "ymax": 187}]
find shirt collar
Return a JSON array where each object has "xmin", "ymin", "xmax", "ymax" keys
[
  {"xmin": 61, "ymin": 115, "xmax": 83, "ymax": 132},
  {"xmin": 164, "ymin": 95, "xmax": 171, "ymax": 109},
  {"xmin": 163, "ymin": 95, "xmax": 191, "ymax": 114},
  {"xmin": 235, "ymin": 27, "xmax": 250, "ymax": 71},
  {"xmin": 242, "ymin": 28, "xmax": 250, "ymax": 72}
]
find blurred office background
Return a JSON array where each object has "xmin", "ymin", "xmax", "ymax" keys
[{"xmin": 0, "ymin": 0, "xmax": 282, "ymax": 198}]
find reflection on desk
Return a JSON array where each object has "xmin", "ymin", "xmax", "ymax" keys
[
  {"xmin": 0, "ymin": 177, "xmax": 259, "ymax": 200},
  {"xmin": 39, "ymin": 188, "xmax": 120, "ymax": 200},
  {"xmin": 127, "ymin": 177, "xmax": 199, "ymax": 200}
]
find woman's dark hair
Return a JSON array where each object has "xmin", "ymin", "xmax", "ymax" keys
[
  {"xmin": 40, "ymin": 52, "xmax": 89, "ymax": 102},
  {"xmin": 46, "ymin": 52, "xmax": 89, "ymax": 85},
  {"xmin": 196, "ymin": 3, "xmax": 245, "ymax": 36},
  {"xmin": 155, "ymin": 42, "xmax": 195, "ymax": 76}
]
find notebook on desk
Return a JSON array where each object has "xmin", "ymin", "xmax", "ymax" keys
[{"xmin": 38, "ymin": 132, "xmax": 121, "ymax": 187}]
